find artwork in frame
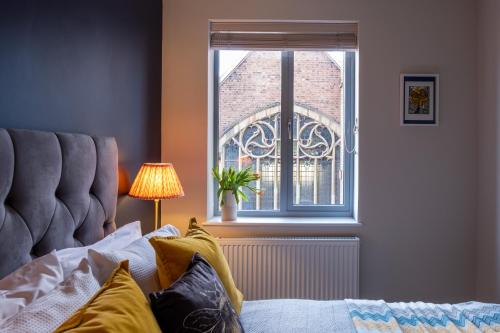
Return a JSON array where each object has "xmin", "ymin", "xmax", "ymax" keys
[{"xmin": 400, "ymin": 74, "xmax": 439, "ymax": 126}]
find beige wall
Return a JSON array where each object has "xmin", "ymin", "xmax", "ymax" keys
[
  {"xmin": 476, "ymin": 0, "xmax": 500, "ymax": 302},
  {"xmin": 162, "ymin": 0, "xmax": 477, "ymax": 301}
]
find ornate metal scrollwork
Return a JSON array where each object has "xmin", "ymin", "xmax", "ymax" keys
[
  {"xmin": 232, "ymin": 113, "xmax": 280, "ymax": 159},
  {"xmin": 220, "ymin": 108, "xmax": 343, "ymax": 209},
  {"xmin": 227, "ymin": 112, "xmax": 340, "ymax": 160},
  {"xmin": 295, "ymin": 114, "xmax": 341, "ymax": 159}
]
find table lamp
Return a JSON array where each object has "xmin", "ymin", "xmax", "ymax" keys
[{"xmin": 128, "ymin": 163, "xmax": 184, "ymax": 229}]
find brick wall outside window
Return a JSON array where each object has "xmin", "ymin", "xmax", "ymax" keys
[{"xmin": 219, "ymin": 51, "xmax": 343, "ymax": 135}]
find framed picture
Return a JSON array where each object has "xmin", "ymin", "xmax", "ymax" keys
[{"xmin": 400, "ymin": 74, "xmax": 439, "ymax": 126}]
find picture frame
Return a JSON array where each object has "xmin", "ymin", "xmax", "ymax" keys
[{"xmin": 400, "ymin": 74, "xmax": 439, "ymax": 126}]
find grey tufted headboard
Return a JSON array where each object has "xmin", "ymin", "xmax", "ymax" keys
[{"xmin": 0, "ymin": 128, "xmax": 118, "ymax": 278}]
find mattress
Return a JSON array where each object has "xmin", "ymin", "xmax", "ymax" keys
[{"xmin": 240, "ymin": 299, "xmax": 357, "ymax": 333}]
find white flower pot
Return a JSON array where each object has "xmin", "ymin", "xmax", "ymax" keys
[{"xmin": 221, "ymin": 190, "xmax": 237, "ymax": 221}]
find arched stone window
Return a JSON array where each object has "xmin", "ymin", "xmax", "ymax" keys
[{"xmin": 219, "ymin": 105, "xmax": 343, "ymax": 211}]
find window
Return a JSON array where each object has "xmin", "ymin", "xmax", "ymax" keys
[{"xmin": 211, "ymin": 22, "xmax": 357, "ymax": 217}]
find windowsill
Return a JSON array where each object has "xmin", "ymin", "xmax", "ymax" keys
[
  {"xmin": 205, "ymin": 216, "xmax": 360, "ymax": 226},
  {"xmin": 203, "ymin": 216, "xmax": 362, "ymax": 237}
]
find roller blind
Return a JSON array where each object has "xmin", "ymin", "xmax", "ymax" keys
[{"xmin": 210, "ymin": 21, "xmax": 358, "ymax": 50}]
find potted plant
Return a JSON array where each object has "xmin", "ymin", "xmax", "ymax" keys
[{"xmin": 212, "ymin": 166, "xmax": 260, "ymax": 221}]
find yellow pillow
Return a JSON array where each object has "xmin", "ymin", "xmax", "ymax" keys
[
  {"xmin": 55, "ymin": 261, "xmax": 161, "ymax": 333},
  {"xmin": 149, "ymin": 218, "xmax": 243, "ymax": 313}
]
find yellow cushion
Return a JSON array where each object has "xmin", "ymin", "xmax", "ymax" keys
[
  {"xmin": 55, "ymin": 261, "xmax": 161, "ymax": 333},
  {"xmin": 149, "ymin": 218, "xmax": 243, "ymax": 313}
]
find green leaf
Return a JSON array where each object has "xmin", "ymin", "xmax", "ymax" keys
[
  {"xmin": 233, "ymin": 190, "xmax": 240, "ymax": 204},
  {"xmin": 238, "ymin": 189, "xmax": 248, "ymax": 202}
]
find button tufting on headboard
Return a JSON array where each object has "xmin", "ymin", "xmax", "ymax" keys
[{"xmin": 0, "ymin": 128, "xmax": 118, "ymax": 278}]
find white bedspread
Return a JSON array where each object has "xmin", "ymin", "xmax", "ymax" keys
[{"xmin": 240, "ymin": 299, "xmax": 356, "ymax": 333}]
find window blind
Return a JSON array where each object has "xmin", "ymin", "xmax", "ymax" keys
[{"xmin": 210, "ymin": 21, "xmax": 358, "ymax": 50}]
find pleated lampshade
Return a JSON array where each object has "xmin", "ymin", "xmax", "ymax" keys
[{"xmin": 128, "ymin": 163, "xmax": 184, "ymax": 200}]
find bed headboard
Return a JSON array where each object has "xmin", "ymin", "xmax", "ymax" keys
[{"xmin": 0, "ymin": 128, "xmax": 118, "ymax": 278}]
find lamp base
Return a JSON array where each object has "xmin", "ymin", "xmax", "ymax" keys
[{"xmin": 154, "ymin": 199, "xmax": 160, "ymax": 230}]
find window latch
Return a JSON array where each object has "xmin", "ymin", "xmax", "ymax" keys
[{"xmin": 287, "ymin": 120, "xmax": 292, "ymax": 140}]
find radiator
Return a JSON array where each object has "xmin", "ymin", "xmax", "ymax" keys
[{"xmin": 218, "ymin": 237, "xmax": 359, "ymax": 300}]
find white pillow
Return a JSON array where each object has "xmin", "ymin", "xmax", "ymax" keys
[
  {"xmin": 88, "ymin": 224, "xmax": 180, "ymax": 296},
  {"xmin": 0, "ymin": 258, "xmax": 100, "ymax": 333},
  {"xmin": 144, "ymin": 223, "xmax": 180, "ymax": 239},
  {"xmin": 56, "ymin": 221, "xmax": 142, "ymax": 277},
  {"xmin": 0, "ymin": 250, "xmax": 63, "ymax": 325}
]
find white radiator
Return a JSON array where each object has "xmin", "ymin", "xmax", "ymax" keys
[{"xmin": 218, "ymin": 237, "xmax": 359, "ymax": 300}]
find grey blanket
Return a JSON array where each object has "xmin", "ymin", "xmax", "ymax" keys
[{"xmin": 240, "ymin": 299, "xmax": 356, "ymax": 333}]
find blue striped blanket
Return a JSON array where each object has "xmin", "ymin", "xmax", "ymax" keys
[{"xmin": 346, "ymin": 299, "xmax": 500, "ymax": 332}]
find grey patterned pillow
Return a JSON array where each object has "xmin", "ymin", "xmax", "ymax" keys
[{"xmin": 149, "ymin": 253, "xmax": 244, "ymax": 333}]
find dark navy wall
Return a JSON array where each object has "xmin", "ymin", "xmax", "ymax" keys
[{"xmin": 0, "ymin": 0, "xmax": 162, "ymax": 232}]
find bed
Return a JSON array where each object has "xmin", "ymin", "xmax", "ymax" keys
[
  {"xmin": 0, "ymin": 128, "xmax": 498, "ymax": 333},
  {"xmin": 0, "ymin": 128, "xmax": 118, "ymax": 278}
]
